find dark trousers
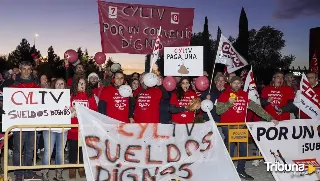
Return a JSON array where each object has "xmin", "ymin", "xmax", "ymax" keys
[
  {"xmin": 221, "ymin": 127, "xmax": 247, "ymax": 173},
  {"xmin": 13, "ymin": 131, "xmax": 35, "ymax": 177},
  {"xmin": 68, "ymin": 140, "xmax": 83, "ymax": 164}
]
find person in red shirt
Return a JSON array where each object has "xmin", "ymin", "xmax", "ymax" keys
[
  {"xmin": 133, "ymin": 74, "xmax": 169, "ymax": 123},
  {"xmin": 68, "ymin": 77, "xmax": 97, "ymax": 179},
  {"xmin": 170, "ymin": 77, "xmax": 200, "ymax": 124},
  {"xmin": 88, "ymin": 72, "xmax": 103, "ymax": 104},
  {"xmin": 98, "ymin": 71, "xmax": 132, "ymax": 123},
  {"xmin": 261, "ymin": 72, "xmax": 295, "ymax": 121},
  {"xmin": 10, "ymin": 61, "xmax": 42, "ymax": 181},
  {"xmin": 216, "ymin": 76, "xmax": 276, "ymax": 180},
  {"xmin": 299, "ymin": 72, "xmax": 320, "ymax": 119}
]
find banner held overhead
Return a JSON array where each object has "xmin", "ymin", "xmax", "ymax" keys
[{"xmin": 98, "ymin": 1, "xmax": 195, "ymax": 54}]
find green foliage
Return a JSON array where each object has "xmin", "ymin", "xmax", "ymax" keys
[
  {"xmin": 248, "ymin": 26, "xmax": 295, "ymax": 83},
  {"xmin": 7, "ymin": 39, "xmax": 41, "ymax": 67}
]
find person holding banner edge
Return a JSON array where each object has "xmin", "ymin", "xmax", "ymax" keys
[
  {"xmin": 68, "ymin": 77, "xmax": 98, "ymax": 179},
  {"xmin": 216, "ymin": 76, "xmax": 278, "ymax": 180},
  {"xmin": 9, "ymin": 61, "xmax": 42, "ymax": 181}
]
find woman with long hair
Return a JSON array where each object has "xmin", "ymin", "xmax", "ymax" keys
[
  {"xmin": 42, "ymin": 78, "xmax": 68, "ymax": 181},
  {"xmin": 68, "ymin": 77, "xmax": 97, "ymax": 179},
  {"xmin": 170, "ymin": 77, "xmax": 200, "ymax": 124}
]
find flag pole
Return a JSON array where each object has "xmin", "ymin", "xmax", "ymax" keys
[
  {"xmin": 208, "ymin": 26, "xmax": 221, "ymax": 93},
  {"xmin": 150, "ymin": 26, "xmax": 161, "ymax": 73}
]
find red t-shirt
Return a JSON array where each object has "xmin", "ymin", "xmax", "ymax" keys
[
  {"xmin": 67, "ymin": 78, "xmax": 73, "ymax": 87},
  {"xmin": 133, "ymin": 86, "xmax": 143, "ymax": 97},
  {"xmin": 92, "ymin": 85, "xmax": 104, "ymax": 99},
  {"xmin": 10, "ymin": 81, "xmax": 40, "ymax": 88},
  {"xmin": 261, "ymin": 85, "xmax": 295, "ymax": 121},
  {"xmin": 218, "ymin": 89, "xmax": 249, "ymax": 123},
  {"xmin": 134, "ymin": 87, "xmax": 162, "ymax": 123},
  {"xmin": 170, "ymin": 90, "xmax": 198, "ymax": 124},
  {"xmin": 100, "ymin": 86, "xmax": 130, "ymax": 123},
  {"xmin": 68, "ymin": 92, "xmax": 98, "ymax": 140},
  {"xmin": 300, "ymin": 86, "xmax": 320, "ymax": 119}
]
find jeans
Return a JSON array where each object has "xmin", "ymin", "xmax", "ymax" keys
[
  {"xmin": 13, "ymin": 131, "xmax": 35, "ymax": 177},
  {"xmin": 221, "ymin": 127, "xmax": 247, "ymax": 173},
  {"xmin": 42, "ymin": 131, "xmax": 67, "ymax": 165}
]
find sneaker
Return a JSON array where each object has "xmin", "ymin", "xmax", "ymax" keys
[
  {"xmin": 24, "ymin": 173, "xmax": 42, "ymax": 180},
  {"xmin": 238, "ymin": 171, "xmax": 254, "ymax": 180}
]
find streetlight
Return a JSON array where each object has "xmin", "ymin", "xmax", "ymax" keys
[{"xmin": 34, "ymin": 33, "xmax": 39, "ymax": 46}]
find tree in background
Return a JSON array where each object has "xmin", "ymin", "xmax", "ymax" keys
[
  {"xmin": 7, "ymin": 39, "xmax": 41, "ymax": 66},
  {"xmin": 0, "ymin": 55, "xmax": 11, "ymax": 75},
  {"xmin": 248, "ymin": 26, "xmax": 295, "ymax": 83},
  {"xmin": 234, "ymin": 7, "xmax": 249, "ymax": 61},
  {"xmin": 190, "ymin": 17, "xmax": 216, "ymax": 78}
]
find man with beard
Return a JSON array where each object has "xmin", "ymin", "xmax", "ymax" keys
[
  {"xmin": 216, "ymin": 76, "xmax": 277, "ymax": 180},
  {"xmin": 64, "ymin": 59, "xmax": 86, "ymax": 87},
  {"xmin": 88, "ymin": 72, "xmax": 103, "ymax": 104}
]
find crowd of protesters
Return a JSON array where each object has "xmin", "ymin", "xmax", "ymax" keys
[{"xmin": 0, "ymin": 59, "xmax": 316, "ymax": 181}]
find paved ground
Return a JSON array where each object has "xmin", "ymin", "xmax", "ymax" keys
[{"xmin": 4, "ymin": 159, "xmax": 275, "ymax": 181}]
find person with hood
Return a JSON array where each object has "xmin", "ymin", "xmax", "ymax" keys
[
  {"xmin": 10, "ymin": 61, "xmax": 42, "ymax": 181},
  {"xmin": 98, "ymin": 71, "xmax": 133, "ymax": 123}
]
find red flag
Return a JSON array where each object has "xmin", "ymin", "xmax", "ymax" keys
[
  {"xmin": 310, "ymin": 51, "xmax": 318, "ymax": 73},
  {"xmin": 240, "ymin": 69, "xmax": 249, "ymax": 82}
]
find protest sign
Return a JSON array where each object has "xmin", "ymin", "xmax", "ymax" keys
[
  {"xmin": 247, "ymin": 119, "xmax": 320, "ymax": 181},
  {"xmin": 164, "ymin": 46, "xmax": 203, "ymax": 76},
  {"xmin": 294, "ymin": 73, "xmax": 320, "ymax": 119},
  {"xmin": 98, "ymin": 1, "xmax": 194, "ymax": 54},
  {"xmin": 2, "ymin": 88, "xmax": 71, "ymax": 131},
  {"xmin": 77, "ymin": 106, "xmax": 241, "ymax": 181}
]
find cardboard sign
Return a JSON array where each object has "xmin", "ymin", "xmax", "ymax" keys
[
  {"xmin": 2, "ymin": 88, "xmax": 71, "ymax": 131},
  {"xmin": 164, "ymin": 46, "xmax": 203, "ymax": 76}
]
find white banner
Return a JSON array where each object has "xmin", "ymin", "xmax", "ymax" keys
[
  {"xmin": 215, "ymin": 34, "xmax": 248, "ymax": 73},
  {"xmin": 294, "ymin": 74, "xmax": 320, "ymax": 120},
  {"xmin": 247, "ymin": 119, "xmax": 320, "ymax": 181},
  {"xmin": 244, "ymin": 67, "xmax": 261, "ymax": 105},
  {"xmin": 77, "ymin": 106, "xmax": 240, "ymax": 181},
  {"xmin": 164, "ymin": 46, "xmax": 203, "ymax": 76},
  {"xmin": 2, "ymin": 88, "xmax": 71, "ymax": 131}
]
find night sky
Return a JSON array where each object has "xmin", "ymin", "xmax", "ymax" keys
[{"xmin": 1, "ymin": 0, "xmax": 319, "ymax": 73}]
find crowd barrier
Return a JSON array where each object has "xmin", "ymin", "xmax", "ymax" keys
[
  {"xmin": 2, "ymin": 123, "xmax": 263, "ymax": 181},
  {"xmin": 216, "ymin": 122, "xmax": 263, "ymax": 160},
  {"xmin": 3, "ymin": 124, "xmax": 83, "ymax": 181}
]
